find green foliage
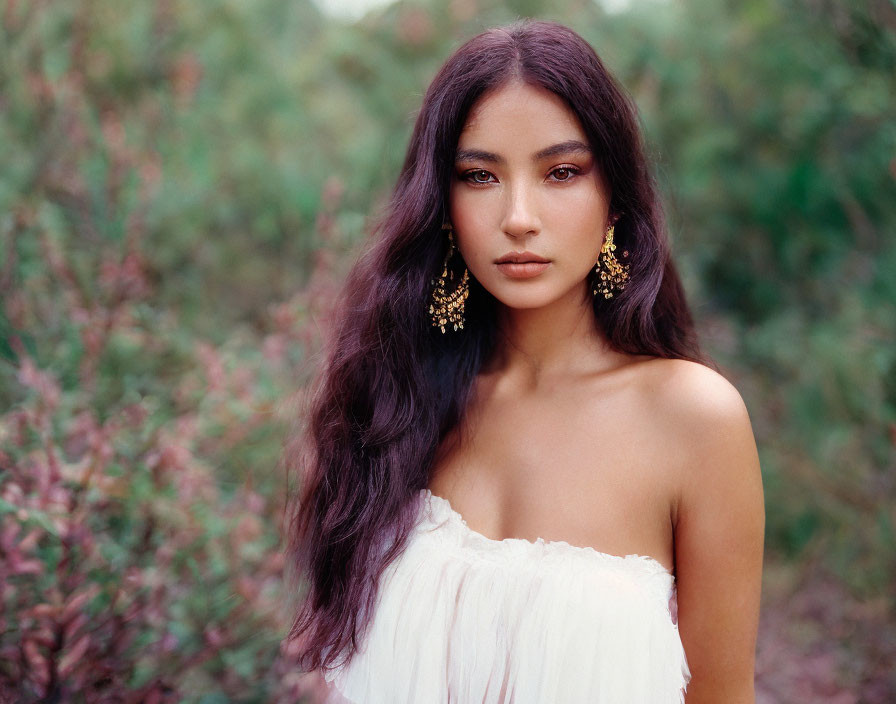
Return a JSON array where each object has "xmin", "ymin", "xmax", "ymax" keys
[{"xmin": 1, "ymin": 0, "xmax": 893, "ymax": 699}]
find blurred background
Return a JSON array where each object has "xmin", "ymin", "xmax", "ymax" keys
[{"xmin": 1, "ymin": 0, "xmax": 893, "ymax": 701}]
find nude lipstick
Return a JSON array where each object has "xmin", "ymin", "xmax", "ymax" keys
[{"xmin": 495, "ymin": 251, "xmax": 551, "ymax": 279}]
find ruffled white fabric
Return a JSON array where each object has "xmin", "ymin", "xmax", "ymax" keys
[{"xmin": 322, "ymin": 489, "xmax": 690, "ymax": 703}]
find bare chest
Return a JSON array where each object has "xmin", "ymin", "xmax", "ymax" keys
[{"xmin": 427, "ymin": 379, "xmax": 678, "ymax": 572}]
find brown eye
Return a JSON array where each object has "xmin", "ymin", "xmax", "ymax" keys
[
  {"xmin": 468, "ymin": 170, "xmax": 492, "ymax": 183},
  {"xmin": 551, "ymin": 167, "xmax": 576, "ymax": 181}
]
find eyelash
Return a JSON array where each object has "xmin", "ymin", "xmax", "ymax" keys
[{"xmin": 461, "ymin": 165, "xmax": 581, "ymax": 185}]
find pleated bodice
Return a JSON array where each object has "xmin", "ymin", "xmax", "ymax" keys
[{"xmin": 322, "ymin": 488, "xmax": 690, "ymax": 703}]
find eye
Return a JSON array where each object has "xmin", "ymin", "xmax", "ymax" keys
[
  {"xmin": 549, "ymin": 166, "xmax": 580, "ymax": 182},
  {"xmin": 463, "ymin": 169, "xmax": 496, "ymax": 184}
]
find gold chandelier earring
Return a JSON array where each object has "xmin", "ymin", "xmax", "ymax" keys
[
  {"xmin": 429, "ymin": 222, "xmax": 470, "ymax": 333},
  {"xmin": 593, "ymin": 221, "xmax": 630, "ymax": 299}
]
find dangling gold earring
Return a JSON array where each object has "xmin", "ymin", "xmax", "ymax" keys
[
  {"xmin": 593, "ymin": 222, "xmax": 630, "ymax": 299},
  {"xmin": 429, "ymin": 222, "xmax": 470, "ymax": 333}
]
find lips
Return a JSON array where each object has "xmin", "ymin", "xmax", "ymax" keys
[
  {"xmin": 495, "ymin": 251, "xmax": 550, "ymax": 264},
  {"xmin": 495, "ymin": 257, "xmax": 551, "ymax": 280}
]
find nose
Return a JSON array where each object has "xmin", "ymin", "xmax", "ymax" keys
[{"xmin": 500, "ymin": 182, "xmax": 541, "ymax": 238}]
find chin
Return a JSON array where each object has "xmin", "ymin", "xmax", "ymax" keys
[
  {"xmin": 482, "ymin": 279, "xmax": 592, "ymax": 312},
  {"xmin": 487, "ymin": 289, "xmax": 560, "ymax": 311}
]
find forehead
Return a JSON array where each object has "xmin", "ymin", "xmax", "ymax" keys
[{"xmin": 458, "ymin": 81, "xmax": 587, "ymax": 148}]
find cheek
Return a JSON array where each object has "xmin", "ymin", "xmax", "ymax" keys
[
  {"xmin": 453, "ymin": 231, "xmax": 489, "ymax": 272},
  {"xmin": 449, "ymin": 186, "xmax": 482, "ymax": 229},
  {"xmin": 551, "ymin": 182, "xmax": 607, "ymax": 224},
  {"xmin": 449, "ymin": 189, "xmax": 490, "ymax": 260},
  {"xmin": 552, "ymin": 192, "xmax": 607, "ymax": 251}
]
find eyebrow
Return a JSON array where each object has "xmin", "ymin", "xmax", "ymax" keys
[{"xmin": 454, "ymin": 140, "xmax": 592, "ymax": 164}]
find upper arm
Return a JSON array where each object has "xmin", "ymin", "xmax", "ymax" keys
[{"xmin": 666, "ymin": 364, "xmax": 765, "ymax": 703}]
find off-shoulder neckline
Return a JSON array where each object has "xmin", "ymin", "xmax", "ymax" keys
[{"xmin": 420, "ymin": 488, "xmax": 674, "ymax": 577}]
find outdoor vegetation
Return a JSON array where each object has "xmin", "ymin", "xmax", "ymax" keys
[{"xmin": 1, "ymin": 0, "xmax": 894, "ymax": 701}]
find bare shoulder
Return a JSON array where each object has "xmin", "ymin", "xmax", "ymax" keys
[
  {"xmin": 636, "ymin": 357, "xmax": 749, "ymax": 429},
  {"xmin": 626, "ymin": 357, "xmax": 761, "ymax": 521},
  {"xmin": 631, "ymin": 359, "xmax": 765, "ymax": 700},
  {"xmin": 632, "ymin": 358, "xmax": 755, "ymax": 464}
]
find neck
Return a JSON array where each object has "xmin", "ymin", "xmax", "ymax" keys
[{"xmin": 486, "ymin": 282, "xmax": 618, "ymax": 387}]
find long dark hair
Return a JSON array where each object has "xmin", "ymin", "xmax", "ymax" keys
[{"xmin": 287, "ymin": 19, "xmax": 707, "ymax": 674}]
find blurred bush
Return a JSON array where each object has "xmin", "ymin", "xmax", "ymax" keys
[{"xmin": 0, "ymin": 0, "xmax": 893, "ymax": 700}]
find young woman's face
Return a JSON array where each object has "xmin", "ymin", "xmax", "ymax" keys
[{"xmin": 449, "ymin": 80, "xmax": 613, "ymax": 311}]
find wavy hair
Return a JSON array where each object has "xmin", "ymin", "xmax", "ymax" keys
[{"xmin": 287, "ymin": 19, "xmax": 707, "ymax": 674}]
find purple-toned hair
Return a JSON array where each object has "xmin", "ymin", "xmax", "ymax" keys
[{"xmin": 287, "ymin": 19, "xmax": 707, "ymax": 673}]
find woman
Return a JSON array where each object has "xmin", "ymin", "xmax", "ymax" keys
[{"xmin": 288, "ymin": 19, "xmax": 764, "ymax": 704}]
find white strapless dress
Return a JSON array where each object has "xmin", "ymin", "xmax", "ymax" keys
[{"xmin": 321, "ymin": 489, "xmax": 690, "ymax": 703}]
